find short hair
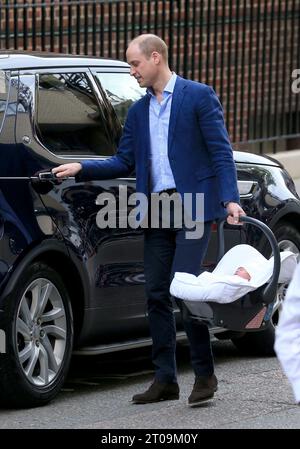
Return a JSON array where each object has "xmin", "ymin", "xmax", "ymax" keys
[{"xmin": 130, "ymin": 34, "xmax": 168, "ymax": 62}]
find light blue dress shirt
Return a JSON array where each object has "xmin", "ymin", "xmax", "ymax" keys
[{"xmin": 147, "ymin": 73, "xmax": 177, "ymax": 193}]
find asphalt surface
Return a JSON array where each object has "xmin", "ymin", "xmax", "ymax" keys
[{"xmin": 0, "ymin": 340, "xmax": 300, "ymax": 429}]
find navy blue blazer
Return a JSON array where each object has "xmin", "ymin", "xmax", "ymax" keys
[{"xmin": 79, "ymin": 76, "xmax": 240, "ymax": 222}]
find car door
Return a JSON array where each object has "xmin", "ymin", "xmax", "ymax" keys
[
  {"xmin": 0, "ymin": 69, "xmax": 51, "ymax": 288},
  {"xmin": 15, "ymin": 67, "xmax": 148, "ymax": 341}
]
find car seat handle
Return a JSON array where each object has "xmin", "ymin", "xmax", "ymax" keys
[{"xmin": 217, "ymin": 216, "xmax": 281, "ymax": 304}]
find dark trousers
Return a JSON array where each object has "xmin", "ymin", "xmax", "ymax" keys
[{"xmin": 144, "ymin": 220, "xmax": 213, "ymax": 383}]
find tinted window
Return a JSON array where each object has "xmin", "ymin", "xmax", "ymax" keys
[
  {"xmin": 36, "ymin": 72, "xmax": 114, "ymax": 156},
  {"xmin": 95, "ymin": 73, "xmax": 145, "ymax": 126},
  {"xmin": 0, "ymin": 70, "xmax": 10, "ymax": 133}
]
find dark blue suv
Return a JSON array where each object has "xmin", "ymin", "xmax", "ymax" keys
[{"xmin": 0, "ymin": 52, "xmax": 300, "ymax": 408}]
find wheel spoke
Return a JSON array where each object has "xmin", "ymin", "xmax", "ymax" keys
[
  {"xmin": 30, "ymin": 280, "xmax": 43, "ymax": 320},
  {"xmin": 42, "ymin": 334, "xmax": 59, "ymax": 372},
  {"xmin": 25, "ymin": 346, "xmax": 39, "ymax": 380},
  {"xmin": 33, "ymin": 282, "xmax": 53, "ymax": 321},
  {"xmin": 44, "ymin": 324, "xmax": 66, "ymax": 340},
  {"xmin": 41, "ymin": 307, "xmax": 65, "ymax": 323},
  {"xmin": 38, "ymin": 344, "xmax": 49, "ymax": 384},
  {"xmin": 17, "ymin": 317, "xmax": 31, "ymax": 340},
  {"xmin": 19, "ymin": 298, "xmax": 32, "ymax": 326},
  {"xmin": 19, "ymin": 341, "xmax": 34, "ymax": 364}
]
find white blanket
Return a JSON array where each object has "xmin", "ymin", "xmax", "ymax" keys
[{"xmin": 170, "ymin": 244, "xmax": 297, "ymax": 304}]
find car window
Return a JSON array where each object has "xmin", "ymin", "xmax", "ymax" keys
[
  {"xmin": 0, "ymin": 70, "xmax": 10, "ymax": 134},
  {"xmin": 95, "ymin": 72, "xmax": 145, "ymax": 126},
  {"xmin": 36, "ymin": 72, "xmax": 115, "ymax": 157}
]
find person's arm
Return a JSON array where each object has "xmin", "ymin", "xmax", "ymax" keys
[
  {"xmin": 196, "ymin": 85, "xmax": 245, "ymax": 224},
  {"xmin": 53, "ymin": 108, "xmax": 136, "ymax": 181},
  {"xmin": 275, "ymin": 262, "xmax": 300, "ymax": 404}
]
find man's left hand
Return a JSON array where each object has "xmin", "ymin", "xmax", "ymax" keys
[{"xmin": 226, "ymin": 202, "xmax": 246, "ymax": 225}]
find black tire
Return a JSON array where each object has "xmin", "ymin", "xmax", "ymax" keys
[
  {"xmin": 231, "ymin": 221, "xmax": 300, "ymax": 356},
  {"xmin": 0, "ymin": 262, "xmax": 73, "ymax": 408}
]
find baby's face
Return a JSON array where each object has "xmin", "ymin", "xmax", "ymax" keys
[{"xmin": 235, "ymin": 267, "xmax": 251, "ymax": 281}]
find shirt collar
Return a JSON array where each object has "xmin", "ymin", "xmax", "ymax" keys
[{"xmin": 147, "ymin": 72, "xmax": 177, "ymax": 98}]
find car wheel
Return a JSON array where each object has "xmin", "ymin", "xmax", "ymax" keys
[
  {"xmin": 231, "ymin": 221, "xmax": 300, "ymax": 356},
  {"xmin": 0, "ymin": 262, "xmax": 73, "ymax": 407}
]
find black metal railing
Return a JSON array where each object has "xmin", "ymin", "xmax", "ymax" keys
[{"xmin": 0, "ymin": 0, "xmax": 299, "ymax": 154}]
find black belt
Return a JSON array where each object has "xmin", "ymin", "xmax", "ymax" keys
[{"xmin": 158, "ymin": 188, "xmax": 177, "ymax": 195}]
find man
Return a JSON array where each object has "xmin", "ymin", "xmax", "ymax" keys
[{"xmin": 53, "ymin": 34, "xmax": 245, "ymax": 406}]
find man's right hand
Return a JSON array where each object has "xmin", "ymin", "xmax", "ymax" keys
[
  {"xmin": 52, "ymin": 162, "xmax": 82, "ymax": 178},
  {"xmin": 226, "ymin": 202, "xmax": 246, "ymax": 225}
]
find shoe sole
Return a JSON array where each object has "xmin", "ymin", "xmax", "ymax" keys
[
  {"xmin": 188, "ymin": 394, "xmax": 214, "ymax": 407},
  {"xmin": 132, "ymin": 395, "xmax": 179, "ymax": 404}
]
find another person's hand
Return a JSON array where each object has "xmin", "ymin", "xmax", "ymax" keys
[
  {"xmin": 226, "ymin": 202, "xmax": 246, "ymax": 225},
  {"xmin": 52, "ymin": 162, "xmax": 82, "ymax": 178}
]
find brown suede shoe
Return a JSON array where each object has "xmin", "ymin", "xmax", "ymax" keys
[
  {"xmin": 188, "ymin": 374, "xmax": 218, "ymax": 407},
  {"xmin": 132, "ymin": 380, "xmax": 180, "ymax": 404}
]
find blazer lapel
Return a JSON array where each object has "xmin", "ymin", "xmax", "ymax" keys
[
  {"xmin": 168, "ymin": 77, "xmax": 187, "ymax": 153},
  {"xmin": 138, "ymin": 95, "xmax": 151, "ymax": 161}
]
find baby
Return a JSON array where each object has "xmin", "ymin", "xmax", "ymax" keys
[
  {"xmin": 234, "ymin": 267, "xmax": 251, "ymax": 281},
  {"xmin": 170, "ymin": 265, "xmax": 254, "ymax": 305}
]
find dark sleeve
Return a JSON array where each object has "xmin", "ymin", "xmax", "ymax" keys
[{"xmin": 197, "ymin": 85, "xmax": 240, "ymax": 204}]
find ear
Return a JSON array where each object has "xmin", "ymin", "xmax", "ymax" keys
[{"xmin": 151, "ymin": 51, "xmax": 161, "ymax": 65}]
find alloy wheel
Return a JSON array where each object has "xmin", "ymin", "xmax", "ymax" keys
[{"xmin": 16, "ymin": 278, "xmax": 67, "ymax": 386}]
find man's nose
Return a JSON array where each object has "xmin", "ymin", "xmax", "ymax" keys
[{"xmin": 130, "ymin": 67, "xmax": 136, "ymax": 76}]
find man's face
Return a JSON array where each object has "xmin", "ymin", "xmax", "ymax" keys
[{"xmin": 126, "ymin": 43, "xmax": 158, "ymax": 88}]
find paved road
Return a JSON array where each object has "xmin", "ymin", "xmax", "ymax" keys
[{"xmin": 0, "ymin": 341, "xmax": 299, "ymax": 429}]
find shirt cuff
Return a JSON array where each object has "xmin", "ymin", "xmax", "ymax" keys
[{"xmin": 222, "ymin": 201, "xmax": 231, "ymax": 208}]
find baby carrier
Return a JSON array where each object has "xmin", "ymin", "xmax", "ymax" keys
[{"xmin": 171, "ymin": 216, "xmax": 296, "ymax": 332}]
